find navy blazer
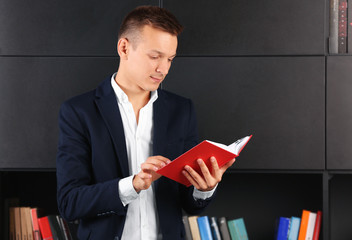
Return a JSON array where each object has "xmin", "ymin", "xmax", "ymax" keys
[{"xmin": 56, "ymin": 77, "xmax": 214, "ymax": 240}]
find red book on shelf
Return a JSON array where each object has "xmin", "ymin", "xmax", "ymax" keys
[
  {"xmin": 157, "ymin": 135, "xmax": 252, "ymax": 186},
  {"xmin": 30, "ymin": 208, "xmax": 42, "ymax": 240},
  {"xmin": 312, "ymin": 210, "xmax": 322, "ymax": 240},
  {"xmin": 38, "ymin": 216, "xmax": 53, "ymax": 240}
]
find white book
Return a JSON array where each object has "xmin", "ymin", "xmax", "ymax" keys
[{"xmin": 305, "ymin": 212, "xmax": 317, "ymax": 240}]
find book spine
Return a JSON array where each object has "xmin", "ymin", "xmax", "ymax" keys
[
  {"xmin": 197, "ymin": 216, "xmax": 214, "ymax": 240},
  {"xmin": 210, "ymin": 217, "xmax": 222, "ymax": 240},
  {"xmin": 30, "ymin": 208, "xmax": 42, "ymax": 240},
  {"xmin": 288, "ymin": 217, "xmax": 301, "ymax": 240},
  {"xmin": 182, "ymin": 216, "xmax": 192, "ymax": 240},
  {"xmin": 338, "ymin": 0, "xmax": 348, "ymax": 53},
  {"xmin": 38, "ymin": 217, "xmax": 54, "ymax": 240},
  {"xmin": 218, "ymin": 217, "xmax": 231, "ymax": 240},
  {"xmin": 14, "ymin": 207, "xmax": 22, "ymax": 240},
  {"xmin": 330, "ymin": 0, "xmax": 339, "ymax": 53},
  {"xmin": 227, "ymin": 220, "xmax": 239, "ymax": 240},
  {"xmin": 275, "ymin": 217, "xmax": 290, "ymax": 240},
  {"xmin": 305, "ymin": 212, "xmax": 317, "ymax": 240},
  {"xmin": 233, "ymin": 218, "xmax": 248, "ymax": 240},
  {"xmin": 312, "ymin": 211, "xmax": 322, "ymax": 240},
  {"xmin": 188, "ymin": 216, "xmax": 201, "ymax": 240},
  {"xmin": 298, "ymin": 210, "xmax": 310, "ymax": 240}
]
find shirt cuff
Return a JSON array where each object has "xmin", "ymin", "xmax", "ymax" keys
[
  {"xmin": 118, "ymin": 175, "xmax": 139, "ymax": 207},
  {"xmin": 192, "ymin": 184, "xmax": 217, "ymax": 200}
]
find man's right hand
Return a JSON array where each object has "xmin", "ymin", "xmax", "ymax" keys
[{"xmin": 132, "ymin": 156, "xmax": 171, "ymax": 193}]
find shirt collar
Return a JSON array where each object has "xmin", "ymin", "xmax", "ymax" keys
[{"xmin": 110, "ymin": 72, "xmax": 158, "ymax": 104}]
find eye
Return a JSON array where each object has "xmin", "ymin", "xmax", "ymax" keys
[
  {"xmin": 168, "ymin": 58, "xmax": 174, "ymax": 63},
  {"xmin": 149, "ymin": 55, "xmax": 159, "ymax": 60}
]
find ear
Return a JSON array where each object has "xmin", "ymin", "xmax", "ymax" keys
[{"xmin": 117, "ymin": 38, "xmax": 130, "ymax": 60}]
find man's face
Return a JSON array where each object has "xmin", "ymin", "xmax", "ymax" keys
[{"xmin": 123, "ymin": 25, "xmax": 178, "ymax": 92}]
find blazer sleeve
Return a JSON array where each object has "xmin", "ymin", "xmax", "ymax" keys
[{"xmin": 56, "ymin": 101, "xmax": 127, "ymax": 222}]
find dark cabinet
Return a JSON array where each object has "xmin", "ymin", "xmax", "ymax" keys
[{"xmin": 1, "ymin": 0, "xmax": 352, "ymax": 239}]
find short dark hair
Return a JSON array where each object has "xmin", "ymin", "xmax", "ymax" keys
[{"xmin": 118, "ymin": 5, "xmax": 183, "ymax": 41}]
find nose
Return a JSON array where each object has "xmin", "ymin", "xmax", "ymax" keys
[{"xmin": 156, "ymin": 59, "xmax": 171, "ymax": 76}]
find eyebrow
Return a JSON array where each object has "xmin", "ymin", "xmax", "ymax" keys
[{"xmin": 149, "ymin": 50, "xmax": 177, "ymax": 58}]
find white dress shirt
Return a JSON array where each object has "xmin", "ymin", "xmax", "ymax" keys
[{"xmin": 111, "ymin": 73, "xmax": 216, "ymax": 240}]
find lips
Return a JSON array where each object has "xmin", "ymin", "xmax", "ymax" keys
[{"xmin": 150, "ymin": 75, "xmax": 163, "ymax": 82}]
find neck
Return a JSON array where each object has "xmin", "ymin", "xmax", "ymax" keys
[{"xmin": 114, "ymin": 72, "xmax": 151, "ymax": 123}]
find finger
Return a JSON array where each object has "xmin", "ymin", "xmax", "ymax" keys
[
  {"xmin": 198, "ymin": 158, "xmax": 219, "ymax": 189},
  {"xmin": 220, "ymin": 158, "xmax": 236, "ymax": 173},
  {"xmin": 182, "ymin": 168, "xmax": 200, "ymax": 189},
  {"xmin": 146, "ymin": 156, "xmax": 171, "ymax": 168},
  {"xmin": 184, "ymin": 165, "xmax": 208, "ymax": 190},
  {"xmin": 209, "ymin": 156, "xmax": 220, "ymax": 177},
  {"xmin": 141, "ymin": 162, "xmax": 159, "ymax": 172},
  {"xmin": 137, "ymin": 171, "xmax": 152, "ymax": 179},
  {"xmin": 197, "ymin": 159, "xmax": 212, "ymax": 180}
]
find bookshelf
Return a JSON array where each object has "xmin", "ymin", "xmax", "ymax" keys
[{"xmin": 1, "ymin": 0, "xmax": 352, "ymax": 239}]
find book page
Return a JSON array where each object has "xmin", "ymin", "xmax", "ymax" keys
[{"xmin": 207, "ymin": 136, "xmax": 251, "ymax": 155}]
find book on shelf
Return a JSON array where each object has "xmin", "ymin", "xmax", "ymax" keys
[
  {"xmin": 38, "ymin": 216, "xmax": 54, "ymax": 240},
  {"xmin": 188, "ymin": 216, "xmax": 201, "ymax": 240},
  {"xmin": 14, "ymin": 207, "xmax": 22, "ymax": 240},
  {"xmin": 48, "ymin": 215, "xmax": 66, "ymax": 240},
  {"xmin": 218, "ymin": 217, "xmax": 231, "ymax": 240},
  {"xmin": 297, "ymin": 209, "xmax": 323, "ymax": 240},
  {"xmin": 227, "ymin": 218, "xmax": 249, "ymax": 240},
  {"xmin": 157, "ymin": 135, "xmax": 252, "ymax": 186},
  {"xmin": 288, "ymin": 216, "xmax": 301, "ymax": 240},
  {"xmin": 197, "ymin": 216, "xmax": 213, "ymax": 240},
  {"xmin": 4, "ymin": 198, "xmax": 19, "ymax": 240},
  {"xmin": 275, "ymin": 217, "xmax": 290, "ymax": 240},
  {"xmin": 6, "ymin": 203, "xmax": 78, "ymax": 240},
  {"xmin": 305, "ymin": 211, "xmax": 317, "ymax": 240},
  {"xmin": 298, "ymin": 209, "xmax": 310, "ymax": 240},
  {"xmin": 9, "ymin": 207, "xmax": 15, "ymax": 240},
  {"xmin": 30, "ymin": 208, "xmax": 42, "ymax": 240},
  {"xmin": 210, "ymin": 217, "xmax": 222, "ymax": 240},
  {"xmin": 312, "ymin": 210, "xmax": 322, "ymax": 240},
  {"xmin": 182, "ymin": 216, "xmax": 192, "ymax": 240},
  {"xmin": 22, "ymin": 207, "xmax": 34, "ymax": 240}
]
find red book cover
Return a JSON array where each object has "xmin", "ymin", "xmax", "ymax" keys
[
  {"xmin": 157, "ymin": 135, "xmax": 252, "ymax": 186},
  {"xmin": 38, "ymin": 216, "xmax": 53, "ymax": 240},
  {"xmin": 312, "ymin": 210, "xmax": 322, "ymax": 240}
]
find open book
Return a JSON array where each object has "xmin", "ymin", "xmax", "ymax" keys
[{"xmin": 157, "ymin": 135, "xmax": 252, "ymax": 186}]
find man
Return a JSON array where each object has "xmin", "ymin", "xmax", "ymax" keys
[{"xmin": 56, "ymin": 6, "xmax": 235, "ymax": 240}]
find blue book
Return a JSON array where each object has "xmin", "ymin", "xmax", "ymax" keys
[
  {"xmin": 275, "ymin": 217, "xmax": 290, "ymax": 240},
  {"xmin": 197, "ymin": 216, "xmax": 213, "ymax": 240},
  {"xmin": 227, "ymin": 218, "xmax": 249, "ymax": 240},
  {"xmin": 288, "ymin": 217, "xmax": 301, "ymax": 240}
]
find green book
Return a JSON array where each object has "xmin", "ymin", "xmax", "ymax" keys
[{"xmin": 227, "ymin": 218, "xmax": 248, "ymax": 240}]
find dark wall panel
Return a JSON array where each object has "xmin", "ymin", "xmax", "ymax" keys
[
  {"xmin": 163, "ymin": 57, "xmax": 325, "ymax": 169},
  {"xmin": 0, "ymin": 1, "xmax": 158, "ymax": 55},
  {"xmin": 164, "ymin": 0, "xmax": 325, "ymax": 55},
  {"xmin": 327, "ymin": 56, "xmax": 352, "ymax": 169},
  {"xmin": 0, "ymin": 57, "xmax": 119, "ymax": 168}
]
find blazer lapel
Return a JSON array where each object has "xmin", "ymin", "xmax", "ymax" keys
[
  {"xmin": 153, "ymin": 90, "xmax": 169, "ymax": 157},
  {"xmin": 94, "ymin": 77, "xmax": 129, "ymax": 177}
]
